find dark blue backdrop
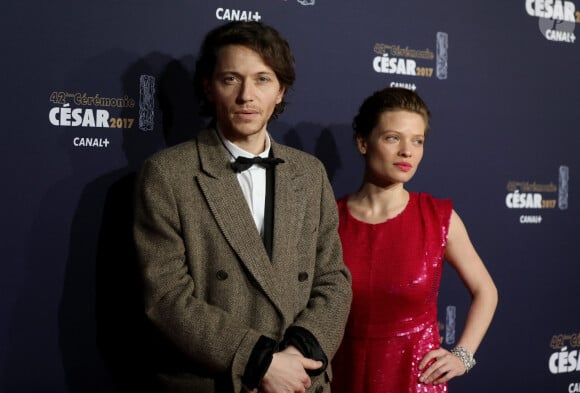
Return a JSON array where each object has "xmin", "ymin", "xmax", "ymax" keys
[{"xmin": 2, "ymin": 1, "xmax": 579, "ymax": 392}]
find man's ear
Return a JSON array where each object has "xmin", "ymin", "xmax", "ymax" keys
[
  {"xmin": 203, "ymin": 79, "xmax": 213, "ymax": 102},
  {"xmin": 275, "ymin": 86, "xmax": 286, "ymax": 105}
]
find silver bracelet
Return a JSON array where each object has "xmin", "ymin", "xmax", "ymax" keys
[{"xmin": 450, "ymin": 345, "xmax": 476, "ymax": 373}]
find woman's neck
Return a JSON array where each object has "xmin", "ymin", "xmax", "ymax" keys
[{"xmin": 348, "ymin": 183, "xmax": 409, "ymax": 224}]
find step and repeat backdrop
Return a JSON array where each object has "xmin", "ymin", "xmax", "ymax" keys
[{"xmin": 2, "ymin": 1, "xmax": 579, "ymax": 392}]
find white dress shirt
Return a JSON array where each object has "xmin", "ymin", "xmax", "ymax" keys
[{"xmin": 217, "ymin": 129, "xmax": 270, "ymax": 237}]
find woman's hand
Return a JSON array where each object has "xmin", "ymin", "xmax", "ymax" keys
[{"xmin": 418, "ymin": 348, "xmax": 466, "ymax": 385}]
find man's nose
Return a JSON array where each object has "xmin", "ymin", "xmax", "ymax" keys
[{"xmin": 237, "ymin": 80, "xmax": 255, "ymax": 102}]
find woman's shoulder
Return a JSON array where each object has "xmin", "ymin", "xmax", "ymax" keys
[
  {"xmin": 413, "ymin": 191, "xmax": 453, "ymax": 213},
  {"xmin": 413, "ymin": 191, "xmax": 451, "ymax": 203},
  {"xmin": 336, "ymin": 194, "xmax": 350, "ymax": 212}
]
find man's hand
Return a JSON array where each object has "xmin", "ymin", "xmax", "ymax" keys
[{"xmin": 259, "ymin": 347, "xmax": 323, "ymax": 393}]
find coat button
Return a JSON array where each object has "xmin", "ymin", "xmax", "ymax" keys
[
  {"xmin": 216, "ymin": 270, "xmax": 228, "ymax": 280},
  {"xmin": 298, "ymin": 272, "xmax": 308, "ymax": 282}
]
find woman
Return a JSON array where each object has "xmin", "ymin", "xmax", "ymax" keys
[{"xmin": 331, "ymin": 87, "xmax": 498, "ymax": 392}]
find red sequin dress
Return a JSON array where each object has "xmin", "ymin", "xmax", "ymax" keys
[{"xmin": 331, "ymin": 192, "xmax": 452, "ymax": 393}]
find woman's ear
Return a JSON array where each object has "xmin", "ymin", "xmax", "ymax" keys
[{"xmin": 356, "ymin": 135, "xmax": 367, "ymax": 155}]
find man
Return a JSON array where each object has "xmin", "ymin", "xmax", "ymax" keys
[{"xmin": 133, "ymin": 21, "xmax": 352, "ymax": 393}]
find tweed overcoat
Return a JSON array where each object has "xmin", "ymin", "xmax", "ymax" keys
[{"xmin": 133, "ymin": 128, "xmax": 352, "ymax": 392}]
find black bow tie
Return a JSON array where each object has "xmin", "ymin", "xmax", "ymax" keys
[{"xmin": 231, "ymin": 156, "xmax": 285, "ymax": 173}]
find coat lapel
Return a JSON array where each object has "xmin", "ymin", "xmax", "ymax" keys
[
  {"xmin": 194, "ymin": 129, "xmax": 284, "ymax": 313},
  {"xmin": 270, "ymin": 142, "xmax": 306, "ymax": 268}
]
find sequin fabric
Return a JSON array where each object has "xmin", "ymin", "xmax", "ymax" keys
[{"xmin": 331, "ymin": 192, "xmax": 452, "ymax": 393}]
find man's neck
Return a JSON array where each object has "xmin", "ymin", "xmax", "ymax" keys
[
  {"xmin": 216, "ymin": 127, "xmax": 271, "ymax": 157},
  {"xmin": 231, "ymin": 134, "xmax": 267, "ymax": 155}
]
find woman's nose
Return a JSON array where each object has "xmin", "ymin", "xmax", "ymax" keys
[{"xmin": 399, "ymin": 144, "xmax": 411, "ymax": 157}]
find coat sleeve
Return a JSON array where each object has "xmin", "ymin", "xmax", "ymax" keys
[
  {"xmin": 289, "ymin": 162, "xmax": 353, "ymax": 362},
  {"xmin": 133, "ymin": 157, "xmax": 261, "ymax": 384}
]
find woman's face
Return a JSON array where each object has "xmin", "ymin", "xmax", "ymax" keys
[{"xmin": 357, "ymin": 110, "xmax": 426, "ymax": 186}]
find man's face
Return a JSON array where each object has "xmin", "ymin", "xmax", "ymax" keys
[{"xmin": 204, "ymin": 44, "xmax": 285, "ymax": 148}]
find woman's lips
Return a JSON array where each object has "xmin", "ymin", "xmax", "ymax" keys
[{"xmin": 395, "ymin": 162, "xmax": 412, "ymax": 172}]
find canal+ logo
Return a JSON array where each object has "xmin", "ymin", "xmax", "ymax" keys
[
  {"xmin": 525, "ymin": 0, "xmax": 579, "ymax": 43},
  {"xmin": 504, "ymin": 166, "xmax": 569, "ymax": 224}
]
